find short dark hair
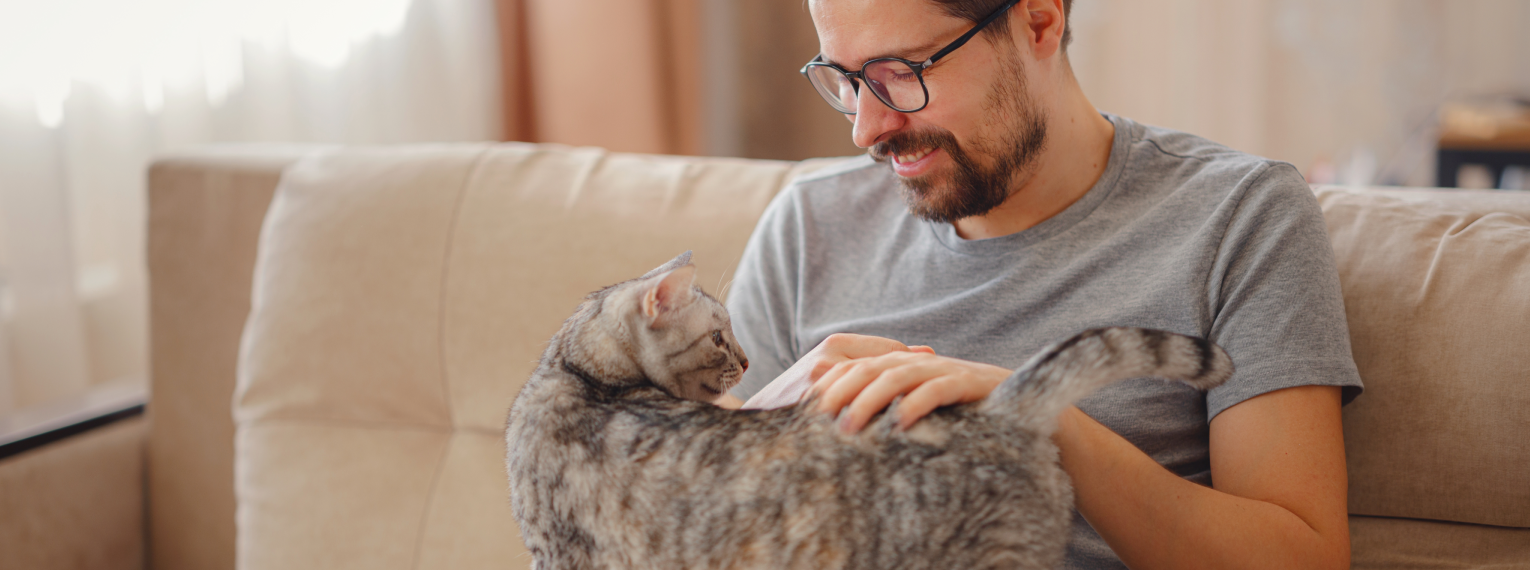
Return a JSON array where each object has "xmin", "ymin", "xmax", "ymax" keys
[{"xmin": 927, "ymin": 0, "xmax": 1074, "ymax": 50}]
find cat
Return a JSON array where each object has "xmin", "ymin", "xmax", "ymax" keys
[{"xmin": 505, "ymin": 251, "xmax": 1233, "ymax": 570}]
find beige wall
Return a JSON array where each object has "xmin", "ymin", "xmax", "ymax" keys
[
  {"xmin": 1068, "ymin": 0, "xmax": 1530, "ymax": 186},
  {"xmin": 704, "ymin": 0, "xmax": 1530, "ymax": 183}
]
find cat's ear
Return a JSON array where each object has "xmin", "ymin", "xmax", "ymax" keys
[
  {"xmin": 640, "ymin": 251, "xmax": 694, "ymax": 280},
  {"xmin": 641, "ymin": 264, "xmax": 697, "ymax": 322}
]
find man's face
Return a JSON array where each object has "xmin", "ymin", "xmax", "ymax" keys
[{"xmin": 810, "ymin": 0, "xmax": 1048, "ymax": 223}]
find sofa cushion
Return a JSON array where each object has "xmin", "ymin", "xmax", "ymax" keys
[
  {"xmin": 1350, "ymin": 515, "xmax": 1530, "ymax": 569},
  {"xmin": 235, "ymin": 143, "xmax": 831, "ymax": 569},
  {"xmin": 1318, "ymin": 186, "xmax": 1530, "ymax": 529}
]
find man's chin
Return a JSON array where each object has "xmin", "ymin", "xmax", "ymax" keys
[
  {"xmin": 888, "ymin": 160, "xmax": 947, "ymax": 193},
  {"xmin": 878, "ymin": 148, "xmax": 1011, "ymax": 224},
  {"xmin": 899, "ymin": 181, "xmax": 964, "ymax": 224}
]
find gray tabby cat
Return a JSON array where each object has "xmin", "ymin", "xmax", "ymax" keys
[{"xmin": 506, "ymin": 252, "xmax": 1233, "ymax": 570}]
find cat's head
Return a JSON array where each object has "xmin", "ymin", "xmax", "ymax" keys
[{"xmin": 563, "ymin": 252, "xmax": 748, "ymax": 402}]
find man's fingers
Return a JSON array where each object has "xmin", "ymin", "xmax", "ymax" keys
[
  {"xmin": 808, "ymin": 356, "xmax": 849, "ymax": 383},
  {"xmin": 804, "ymin": 352, "xmax": 1011, "ymax": 432},
  {"xmin": 896, "ymin": 377, "xmax": 967, "ymax": 430},
  {"xmin": 813, "ymin": 359, "xmax": 888, "ymax": 414},
  {"xmin": 841, "ymin": 362, "xmax": 942, "ymax": 433},
  {"xmin": 800, "ymin": 334, "xmax": 927, "ymax": 384}
]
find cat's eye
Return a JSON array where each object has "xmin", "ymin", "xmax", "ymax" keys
[{"xmin": 711, "ymin": 331, "xmax": 724, "ymax": 346}]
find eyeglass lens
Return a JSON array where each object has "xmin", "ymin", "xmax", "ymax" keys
[{"xmin": 807, "ymin": 59, "xmax": 925, "ymax": 113}]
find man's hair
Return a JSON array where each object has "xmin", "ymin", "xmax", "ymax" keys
[{"xmin": 927, "ymin": 0, "xmax": 1074, "ymax": 50}]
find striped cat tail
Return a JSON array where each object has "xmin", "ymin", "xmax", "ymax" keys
[{"xmin": 979, "ymin": 328, "xmax": 1233, "ymax": 433}]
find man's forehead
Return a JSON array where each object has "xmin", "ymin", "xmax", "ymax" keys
[{"xmin": 809, "ymin": 0, "xmax": 967, "ymax": 67}]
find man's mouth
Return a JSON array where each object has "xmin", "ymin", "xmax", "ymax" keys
[
  {"xmin": 890, "ymin": 147, "xmax": 940, "ymax": 177},
  {"xmin": 894, "ymin": 148, "xmax": 934, "ymax": 165}
]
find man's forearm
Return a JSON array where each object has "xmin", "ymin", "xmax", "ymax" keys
[{"xmin": 1054, "ymin": 406, "xmax": 1348, "ymax": 570}]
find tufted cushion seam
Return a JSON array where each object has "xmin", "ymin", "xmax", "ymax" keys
[
  {"xmin": 409, "ymin": 436, "xmax": 454, "ymax": 570},
  {"xmin": 408, "ymin": 148, "xmax": 491, "ymax": 570},
  {"xmin": 435, "ymin": 148, "xmax": 492, "ymax": 431}
]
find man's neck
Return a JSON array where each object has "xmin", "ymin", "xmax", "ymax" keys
[{"xmin": 952, "ymin": 85, "xmax": 1115, "ymax": 241}]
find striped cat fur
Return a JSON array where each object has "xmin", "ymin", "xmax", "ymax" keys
[{"xmin": 506, "ymin": 252, "xmax": 1233, "ymax": 570}]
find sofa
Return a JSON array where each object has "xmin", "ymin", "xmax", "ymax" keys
[{"xmin": 3, "ymin": 143, "xmax": 1527, "ymax": 569}]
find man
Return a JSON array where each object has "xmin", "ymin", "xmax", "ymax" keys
[{"xmin": 718, "ymin": 0, "xmax": 1363, "ymax": 568}]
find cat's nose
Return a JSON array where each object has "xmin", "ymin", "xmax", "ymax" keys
[{"xmin": 741, "ymin": 358, "xmax": 749, "ymax": 372}]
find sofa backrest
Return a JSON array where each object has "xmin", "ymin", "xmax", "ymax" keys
[
  {"xmin": 151, "ymin": 145, "xmax": 1530, "ymax": 570},
  {"xmin": 231, "ymin": 144, "xmax": 830, "ymax": 569},
  {"xmin": 1317, "ymin": 186, "xmax": 1530, "ymax": 528}
]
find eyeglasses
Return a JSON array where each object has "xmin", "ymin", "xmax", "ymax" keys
[{"xmin": 800, "ymin": 0, "xmax": 1020, "ymax": 114}]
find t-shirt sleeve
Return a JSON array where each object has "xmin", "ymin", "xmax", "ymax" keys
[
  {"xmin": 1204, "ymin": 163, "xmax": 1364, "ymax": 419},
  {"xmin": 726, "ymin": 186, "xmax": 805, "ymax": 400}
]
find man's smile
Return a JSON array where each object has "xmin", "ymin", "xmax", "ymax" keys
[{"xmin": 890, "ymin": 147, "xmax": 941, "ymax": 177}]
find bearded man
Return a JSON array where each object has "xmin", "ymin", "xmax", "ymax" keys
[{"xmin": 716, "ymin": 0, "xmax": 1363, "ymax": 568}]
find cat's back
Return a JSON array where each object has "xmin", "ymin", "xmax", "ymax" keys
[{"xmin": 534, "ymin": 402, "xmax": 1075, "ymax": 570}]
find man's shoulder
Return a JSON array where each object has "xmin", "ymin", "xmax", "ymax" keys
[
  {"xmin": 770, "ymin": 154, "xmax": 907, "ymax": 223},
  {"xmin": 1131, "ymin": 121, "xmax": 1249, "ymax": 161},
  {"xmin": 790, "ymin": 154, "xmax": 882, "ymax": 186},
  {"xmin": 1119, "ymin": 117, "xmax": 1307, "ymax": 204},
  {"xmin": 786, "ymin": 154, "xmax": 892, "ymax": 200}
]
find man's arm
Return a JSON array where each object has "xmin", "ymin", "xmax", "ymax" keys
[
  {"xmin": 1059, "ymin": 384, "xmax": 1350, "ymax": 570},
  {"xmin": 811, "ymin": 354, "xmax": 1351, "ymax": 570}
]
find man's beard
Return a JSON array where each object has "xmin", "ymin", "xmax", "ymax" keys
[{"xmin": 870, "ymin": 53, "xmax": 1047, "ymax": 224}]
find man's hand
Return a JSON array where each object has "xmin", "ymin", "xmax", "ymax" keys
[
  {"xmin": 741, "ymin": 333, "xmax": 933, "ymax": 410},
  {"xmin": 811, "ymin": 351, "xmax": 1012, "ymax": 433}
]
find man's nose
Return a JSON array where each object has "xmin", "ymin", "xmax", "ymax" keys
[{"xmin": 850, "ymin": 90, "xmax": 907, "ymax": 149}]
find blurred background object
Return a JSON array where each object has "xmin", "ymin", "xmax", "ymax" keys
[
  {"xmin": 1, "ymin": 0, "xmax": 1529, "ymax": 417},
  {"xmin": 1436, "ymin": 96, "xmax": 1530, "ymax": 188}
]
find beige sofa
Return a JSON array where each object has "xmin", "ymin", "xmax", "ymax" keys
[{"xmin": 4, "ymin": 143, "xmax": 1527, "ymax": 569}]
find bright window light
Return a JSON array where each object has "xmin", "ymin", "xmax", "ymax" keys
[{"xmin": 0, "ymin": 0, "xmax": 414, "ymax": 127}]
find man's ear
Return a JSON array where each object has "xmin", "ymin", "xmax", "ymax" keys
[
  {"xmin": 641, "ymin": 264, "xmax": 697, "ymax": 322},
  {"xmin": 1022, "ymin": 0, "xmax": 1066, "ymax": 60}
]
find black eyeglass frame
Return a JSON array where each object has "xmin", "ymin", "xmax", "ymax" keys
[{"xmin": 800, "ymin": 0, "xmax": 1021, "ymax": 114}]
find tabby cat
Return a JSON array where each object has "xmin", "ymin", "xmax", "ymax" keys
[{"xmin": 505, "ymin": 252, "xmax": 1233, "ymax": 570}]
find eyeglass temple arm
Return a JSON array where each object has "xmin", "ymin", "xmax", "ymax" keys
[{"xmin": 922, "ymin": 0, "xmax": 1022, "ymax": 66}]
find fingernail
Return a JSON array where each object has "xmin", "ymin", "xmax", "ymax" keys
[{"xmin": 837, "ymin": 410, "xmax": 855, "ymax": 433}]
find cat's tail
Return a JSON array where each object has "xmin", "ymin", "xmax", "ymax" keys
[{"xmin": 979, "ymin": 327, "xmax": 1233, "ymax": 433}]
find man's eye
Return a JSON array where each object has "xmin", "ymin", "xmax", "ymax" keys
[{"xmin": 711, "ymin": 331, "xmax": 725, "ymax": 346}]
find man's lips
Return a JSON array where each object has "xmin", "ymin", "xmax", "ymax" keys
[{"xmin": 891, "ymin": 147, "xmax": 940, "ymax": 177}]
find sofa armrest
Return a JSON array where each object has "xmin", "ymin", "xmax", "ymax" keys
[
  {"xmin": 147, "ymin": 144, "xmax": 324, "ymax": 570},
  {"xmin": 0, "ymin": 383, "xmax": 148, "ymax": 570}
]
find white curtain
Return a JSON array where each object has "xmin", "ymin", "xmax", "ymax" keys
[
  {"xmin": 1067, "ymin": 0, "xmax": 1530, "ymax": 187},
  {"xmin": 0, "ymin": 0, "xmax": 502, "ymax": 412}
]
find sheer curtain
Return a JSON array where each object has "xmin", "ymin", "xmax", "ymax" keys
[{"xmin": 0, "ymin": 0, "xmax": 502, "ymax": 412}]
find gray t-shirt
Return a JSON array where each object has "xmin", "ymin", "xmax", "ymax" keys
[{"xmin": 725, "ymin": 113, "xmax": 1363, "ymax": 568}]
